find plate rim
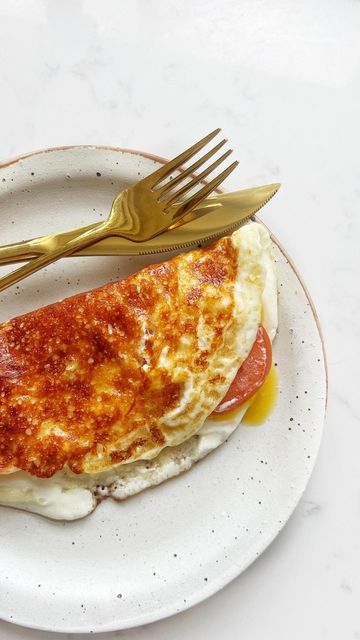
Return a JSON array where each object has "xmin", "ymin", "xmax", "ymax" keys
[{"xmin": 0, "ymin": 145, "xmax": 328, "ymax": 633}]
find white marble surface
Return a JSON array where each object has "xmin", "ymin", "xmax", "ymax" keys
[{"xmin": 0, "ymin": 0, "xmax": 359, "ymax": 638}]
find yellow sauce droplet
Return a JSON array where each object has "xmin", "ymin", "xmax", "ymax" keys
[{"xmin": 243, "ymin": 365, "xmax": 278, "ymax": 425}]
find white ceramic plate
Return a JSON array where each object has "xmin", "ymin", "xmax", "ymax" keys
[{"xmin": 0, "ymin": 147, "xmax": 327, "ymax": 633}]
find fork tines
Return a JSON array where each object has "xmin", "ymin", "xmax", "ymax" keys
[{"xmin": 148, "ymin": 129, "xmax": 238, "ymax": 212}]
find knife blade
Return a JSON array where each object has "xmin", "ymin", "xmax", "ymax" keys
[{"xmin": 0, "ymin": 183, "xmax": 280, "ymax": 264}]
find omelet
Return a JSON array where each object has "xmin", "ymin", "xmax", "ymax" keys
[{"xmin": 0, "ymin": 222, "xmax": 277, "ymax": 520}]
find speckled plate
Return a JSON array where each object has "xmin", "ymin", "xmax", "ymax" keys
[{"xmin": 0, "ymin": 147, "xmax": 327, "ymax": 633}]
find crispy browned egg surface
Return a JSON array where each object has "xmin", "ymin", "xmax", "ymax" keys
[{"xmin": 0, "ymin": 226, "xmax": 266, "ymax": 478}]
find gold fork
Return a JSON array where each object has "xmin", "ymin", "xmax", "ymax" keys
[{"xmin": 0, "ymin": 129, "xmax": 238, "ymax": 293}]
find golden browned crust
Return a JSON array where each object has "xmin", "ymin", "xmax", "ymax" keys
[{"xmin": 0, "ymin": 237, "xmax": 238, "ymax": 478}]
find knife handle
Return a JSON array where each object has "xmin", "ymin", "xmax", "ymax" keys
[
  {"xmin": 0, "ymin": 222, "xmax": 109, "ymax": 293},
  {"xmin": 0, "ymin": 241, "xmax": 38, "ymax": 265},
  {"xmin": 0, "ymin": 222, "xmax": 98, "ymax": 266}
]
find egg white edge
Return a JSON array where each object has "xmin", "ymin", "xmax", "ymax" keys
[{"xmin": 0, "ymin": 224, "xmax": 278, "ymax": 521}]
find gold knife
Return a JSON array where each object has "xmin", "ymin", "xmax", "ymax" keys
[{"xmin": 0, "ymin": 183, "xmax": 280, "ymax": 265}]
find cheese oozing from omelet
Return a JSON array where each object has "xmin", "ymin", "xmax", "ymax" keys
[{"xmin": 0, "ymin": 222, "xmax": 277, "ymax": 520}]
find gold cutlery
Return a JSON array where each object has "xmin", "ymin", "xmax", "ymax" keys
[
  {"xmin": 0, "ymin": 129, "xmax": 238, "ymax": 293},
  {"xmin": 0, "ymin": 184, "xmax": 280, "ymax": 263}
]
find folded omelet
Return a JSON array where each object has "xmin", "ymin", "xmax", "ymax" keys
[{"xmin": 0, "ymin": 222, "xmax": 277, "ymax": 520}]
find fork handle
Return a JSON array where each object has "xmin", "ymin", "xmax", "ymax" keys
[
  {"xmin": 0, "ymin": 222, "xmax": 99, "ymax": 266},
  {"xmin": 0, "ymin": 240, "xmax": 42, "ymax": 265},
  {"xmin": 0, "ymin": 223, "xmax": 109, "ymax": 294}
]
